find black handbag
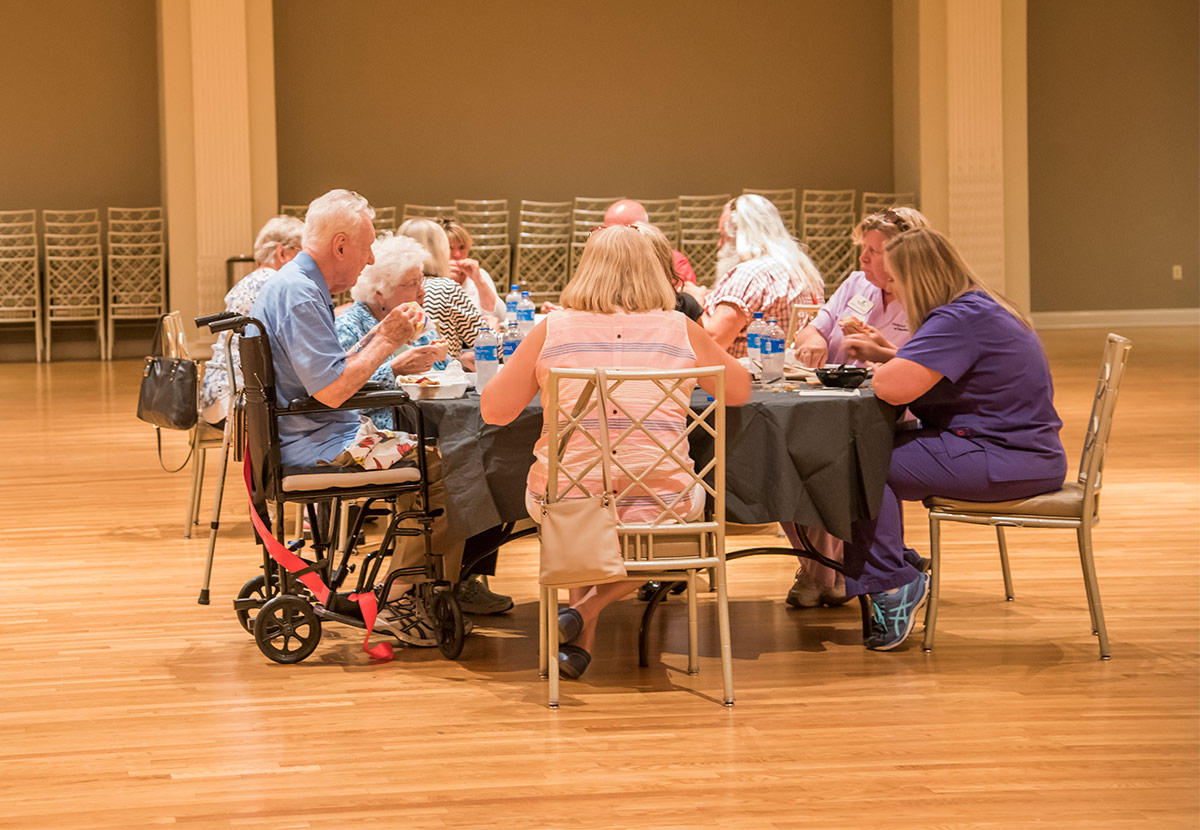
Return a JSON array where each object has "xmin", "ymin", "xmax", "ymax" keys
[{"xmin": 137, "ymin": 317, "xmax": 199, "ymax": 472}]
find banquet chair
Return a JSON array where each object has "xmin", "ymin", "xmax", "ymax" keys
[
  {"xmin": 0, "ymin": 210, "xmax": 43, "ymax": 362},
  {"xmin": 860, "ymin": 191, "xmax": 916, "ymax": 220},
  {"xmin": 538, "ymin": 367, "xmax": 733, "ymax": 708},
  {"xmin": 921, "ymin": 333, "xmax": 1133, "ymax": 659},
  {"xmin": 785, "ymin": 303, "xmax": 822, "ymax": 349},
  {"xmin": 279, "ymin": 204, "xmax": 308, "ymax": 220}
]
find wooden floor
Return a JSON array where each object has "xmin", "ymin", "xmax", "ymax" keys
[{"xmin": 0, "ymin": 326, "xmax": 1196, "ymax": 829}]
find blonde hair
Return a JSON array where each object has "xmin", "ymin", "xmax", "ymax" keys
[
  {"xmin": 884, "ymin": 228, "xmax": 1031, "ymax": 329},
  {"xmin": 559, "ymin": 225, "xmax": 675, "ymax": 314},
  {"xmin": 396, "ymin": 217, "xmax": 451, "ymax": 278},
  {"xmin": 253, "ymin": 215, "xmax": 304, "ymax": 266},
  {"xmin": 351, "ymin": 234, "xmax": 429, "ymax": 303},
  {"xmin": 443, "ymin": 219, "xmax": 473, "ymax": 250},
  {"xmin": 726, "ymin": 194, "xmax": 823, "ymax": 299},
  {"xmin": 303, "ymin": 189, "xmax": 374, "ymax": 249},
  {"xmin": 851, "ymin": 206, "xmax": 930, "ymax": 245},
  {"xmin": 634, "ymin": 222, "xmax": 683, "ymax": 290}
]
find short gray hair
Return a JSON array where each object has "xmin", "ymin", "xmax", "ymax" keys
[
  {"xmin": 350, "ymin": 234, "xmax": 429, "ymax": 303},
  {"xmin": 303, "ymin": 189, "xmax": 375, "ymax": 249},
  {"xmin": 253, "ymin": 215, "xmax": 304, "ymax": 266}
]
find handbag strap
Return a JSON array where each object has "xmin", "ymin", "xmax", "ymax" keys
[
  {"xmin": 155, "ymin": 426, "xmax": 195, "ymax": 474},
  {"xmin": 551, "ymin": 369, "xmax": 613, "ymax": 503}
]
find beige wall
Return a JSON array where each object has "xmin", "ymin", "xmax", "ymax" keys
[
  {"xmin": 272, "ymin": 0, "xmax": 896, "ymax": 215},
  {"xmin": 0, "ymin": 0, "xmax": 160, "ymax": 209},
  {"xmin": 1028, "ymin": 0, "xmax": 1199, "ymax": 312}
]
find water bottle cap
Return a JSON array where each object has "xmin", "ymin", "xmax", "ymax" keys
[
  {"xmin": 768, "ymin": 318, "xmax": 778, "ymax": 324},
  {"xmin": 753, "ymin": 311, "xmax": 764, "ymax": 319},
  {"xmin": 510, "ymin": 285, "xmax": 519, "ymax": 290},
  {"xmin": 521, "ymin": 291, "xmax": 530, "ymax": 297}
]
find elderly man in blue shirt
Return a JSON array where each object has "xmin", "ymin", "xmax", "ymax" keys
[{"xmin": 250, "ymin": 189, "xmax": 464, "ymax": 647}]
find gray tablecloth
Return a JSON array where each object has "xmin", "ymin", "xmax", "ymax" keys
[{"xmin": 415, "ymin": 387, "xmax": 898, "ymax": 542}]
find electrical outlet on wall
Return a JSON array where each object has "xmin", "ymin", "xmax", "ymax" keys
[{"xmin": 1172, "ymin": 265, "xmax": 1183, "ymax": 281}]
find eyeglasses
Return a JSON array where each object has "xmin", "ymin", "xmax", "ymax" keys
[{"xmin": 879, "ymin": 209, "xmax": 911, "ymax": 233}]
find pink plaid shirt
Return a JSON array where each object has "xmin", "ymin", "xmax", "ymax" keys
[{"xmin": 704, "ymin": 254, "xmax": 822, "ymax": 357}]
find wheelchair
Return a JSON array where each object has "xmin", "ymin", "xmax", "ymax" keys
[{"xmin": 196, "ymin": 311, "xmax": 465, "ymax": 664}]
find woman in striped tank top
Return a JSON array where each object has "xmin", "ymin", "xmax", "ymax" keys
[{"xmin": 482, "ymin": 225, "xmax": 750, "ymax": 679}]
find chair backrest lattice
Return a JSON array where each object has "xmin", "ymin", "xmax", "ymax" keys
[
  {"xmin": 108, "ymin": 230, "xmax": 163, "ymax": 246},
  {"xmin": 402, "ymin": 204, "xmax": 456, "ymax": 222},
  {"xmin": 743, "ymin": 187, "xmax": 797, "ymax": 214},
  {"xmin": 280, "ymin": 204, "xmax": 308, "ymax": 220},
  {"xmin": 455, "ymin": 198, "xmax": 508, "ymax": 214},
  {"xmin": 43, "ymin": 209, "xmax": 100, "ymax": 226},
  {"xmin": 860, "ymin": 191, "xmax": 916, "ymax": 219},
  {"xmin": 785, "ymin": 303, "xmax": 822, "ymax": 349},
  {"xmin": 513, "ymin": 238, "xmax": 569, "ymax": 299},
  {"xmin": 109, "ymin": 253, "xmax": 166, "ymax": 313},
  {"xmin": 801, "ymin": 189, "xmax": 856, "ymax": 232},
  {"xmin": 108, "ymin": 206, "xmax": 162, "ymax": 223},
  {"xmin": 0, "ymin": 209, "xmax": 37, "ymax": 227},
  {"xmin": 679, "ymin": 194, "xmax": 731, "ymax": 213},
  {"xmin": 545, "ymin": 367, "xmax": 726, "ymax": 542},
  {"xmin": 46, "ymin": 252, "xmax": 104, "ymax": 314},
  {"xmin": 472, "ymin": 243, "xmax": 512, "ymax": 288},
  {"xmin": 573, "ymin": 196, "xmax": 625, "ymax": 214},
  {"xmin": 44, "ymin": 223, "xmax": 101, "ymax": 238},
  {"xmin": 637, "ymin": 198, "xmax": 681, "ymax": 246},
  {"xmin": 804, "ymin": 234, "xmax": 856, "ymax": 290},
  {"xmin": 372, "ymin": 206, "xmax": 397, "ymax": 236},
  {"xmin": 1077, "ymin": 334, "xmax": 1134, "ymax": 515},
  {"xmin": 0, "ymin": 253, "xmax": 40, "ymax": 315}
]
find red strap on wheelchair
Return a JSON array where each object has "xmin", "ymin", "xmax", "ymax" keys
[{"xmin": 242, "ymin": 450, "xmax": 393, "ymax": 661}]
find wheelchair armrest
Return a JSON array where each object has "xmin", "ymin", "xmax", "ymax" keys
[{"xmin": 284, "ymin": 388, "xmax": 414, "ymax": 415}]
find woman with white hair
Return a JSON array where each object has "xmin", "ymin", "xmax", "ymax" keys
[
  {"xmin": 701, "ymin": 193, "xmax": 824, "ymax": 356},
  {"xmin": 334, "ymin": 234, "xmax": 450, "ymax": 429},
  {"xmin": 199, "ymin": 215, "xmax": 304, "ymax": 425},
  {"xmin": 397, "ymin": 218, "xmax": 486, "ymax": 363}
]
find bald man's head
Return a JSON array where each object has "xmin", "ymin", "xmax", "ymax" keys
[{"xmin": 604, "ymin": 199, "xmax": 650, "ymax": 227}]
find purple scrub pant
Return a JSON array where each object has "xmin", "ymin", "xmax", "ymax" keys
[{"xmin": 843, "ymin": 429, "xmax": 1063, "ymax": 596}]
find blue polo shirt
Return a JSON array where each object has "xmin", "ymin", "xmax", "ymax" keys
[
  {"xmin": 897, "ymin": 290, "xmax": 1067, "ymax": 483},
  {"xmin": 249, "ymin": 252, "xmax": 358, "ymax": 466}
]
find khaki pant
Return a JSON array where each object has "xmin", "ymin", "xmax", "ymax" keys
[{"xmin": 388, "ymin": 448, "xmax": 464, "ymax": 584}]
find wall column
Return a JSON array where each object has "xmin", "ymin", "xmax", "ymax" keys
[
  {"xmin": 893, "ymin": 0, "xmax": 1029, "ymax": 311},
  {"xmin": 157, "ymin": 0, "xmax": 277, "ymax": 351}
]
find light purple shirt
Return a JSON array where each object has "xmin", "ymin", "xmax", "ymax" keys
[{"xmin": 811, "ymin": 271, "xmax": 910, "ymax": 365}]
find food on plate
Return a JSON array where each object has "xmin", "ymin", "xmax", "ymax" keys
[{"xmin": 397, "ymin": 374, "xmax": 441, "ymax": 386}]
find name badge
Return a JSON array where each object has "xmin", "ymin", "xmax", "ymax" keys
[{"xmin": 847, "ymin": 294, "xmax": 875, "ymax": 318}]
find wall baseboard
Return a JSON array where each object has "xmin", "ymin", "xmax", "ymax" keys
[{"xmin": 1032, "ymin": 308, "xmax": 1200, "ymax": 329}]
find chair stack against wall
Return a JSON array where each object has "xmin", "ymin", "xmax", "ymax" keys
[
  {"xmin": 569, "ymin": 196, "xmax": 623, "ymax": 279},
  {"xmin": 455, "ymin": 199, "xmax": 511, "ymax": 292},
  {"xmin": 513, "ymin": 200, "xmax": 571, "ymax": 302},
  {"xmin": 678, "ymin": 194, "xmax": 728, "ymax": 287},
  {"xmin": 800, "ymin": 189, "xmax": 857, "ymax": 295},
  {"xmin": 743, "ymin": 187, "xmax": 798, "ymax": 236},
  {"xmin": 372, "ymin": 206, "xmax": 397, "ymax": 236},
  {"xmin": 0, "ymin": 210, "xmax": 43, "ymax": 361},
  {"xmin": 637, "ymin": 198, "xmax": 681, "ymax": 247},
  {"xmin": 43, "ymin": 209, "xmax": 105, "ymax": 359},
  {"xmin": 106, "ymin": 207, "xmax": 166, "ymax": 360},
  {"xmin": 402, "ymin": 203, "xmax": 456, "ymax": 223},
  {"xmin": 860, "ymin": 191, "xmax": 916, "ymax": 220}
]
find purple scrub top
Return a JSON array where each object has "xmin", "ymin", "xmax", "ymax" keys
[{"xmin": 896, "ymin": 291, "xmax": 1068, "ymax": 483}]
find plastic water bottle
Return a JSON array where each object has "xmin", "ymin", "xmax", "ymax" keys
[
  {"xmin": 473, "ymin": 325, "xmax": 499, "ymax": 390},
  {"xmin": 746, "ymin": 311, "xmax": 766, "ymax": 365},
  {"xmin": 501, "ymin": 320, "xmax": 524, "ymax": 362},
  {"xmin": 761, "ymin": 318, "xmax": 785, "ymax": 383},
  {"xmin": 505, "ymin": 285, "xmax": 520, "ymax": 325},
  {"xmin": 517, "ymin": 291, "xmax": 536, "ymax": 335}
]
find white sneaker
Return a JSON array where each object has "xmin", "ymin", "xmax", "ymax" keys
[{"xmin": 375, "ymin": 595, "xmax": 437, "ymax": 647}]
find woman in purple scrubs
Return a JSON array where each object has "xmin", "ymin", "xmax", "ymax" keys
[{"xmin": 851, "ymin": 228, "xmax": 1068, "ymax": 651}]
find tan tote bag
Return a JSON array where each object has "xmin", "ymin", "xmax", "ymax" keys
[{"xmin": 538, "ymin": 370, "xmax": 627, "ymax": 588}]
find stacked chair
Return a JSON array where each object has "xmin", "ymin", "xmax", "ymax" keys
[
  {"xmin": 455, "ymin": 198, "xmax": 511, "ymax": 291},
  {"xmin": 43, "ymin": 209, "xmax": 105, "ymax": 360},
  {"xmin": 402, "ymin": 203, "xmax": 456, "ymax": 222},
  {"xmin": 279, "ymin": 204, "xmax": 308, "ymax": 220},
  {"xmin": 861, "ymin": 191, "xmax": 916, "ymax": 220},
  {"xmin": 678, "ymin": 194, "xmax": 729, "ymax": 287},
  {"xmin": 570, "ymin": 196, "xmax": 623, "ymax": 278},
  {"xmin": 0, "ymin": 209, "xmax": 43, "ymax": 361},
  {"xmin": 743, "ymin": 187, "xmax": 798, "ymax": 236},
  {"xmin": 106, "ymin": 207, "xmax": 166, "ymax": 360},
  {"xmin": 637, "ymin": 197, "xmax": 681, "ymax": 247},
  {"xmin": 800, "ymin": 189, "xmax": 857, "ymax": 294},
  {"xmin": 371, "ymin": 206, "xmax": 397, "ymax": 237},
  {"xmin": 513, "ymin": 200, "xmax": 571, "ymax": 303}
]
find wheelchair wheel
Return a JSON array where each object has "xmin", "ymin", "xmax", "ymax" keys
[
  {"xmin": 431, "ymin": 591, "xmax": 465, "ymax": 660},
  {"xmin": 253, "ymin": 595, "xmax": 322, "ymax": 664},
  {"xmin": 234, "ymin": 575, "xmax": 268, "ymax": 633}
]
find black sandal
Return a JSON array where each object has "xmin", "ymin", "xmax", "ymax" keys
[
  {"xmin": 558, "ymin": 643, "xmax": 592, "ymax": 679},
  {"xmin": 558, "ymin": 607, "xmax": 584, "ymax": 644}
]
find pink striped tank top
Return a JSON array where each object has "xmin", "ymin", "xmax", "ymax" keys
[{"xmin": 526, "ymin": 309, "xmax": 701, "ymax": 524}]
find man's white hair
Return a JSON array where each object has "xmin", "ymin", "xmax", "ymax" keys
[
  {"xmin": 302, "ymin": 189, "xmax": 375, "ymax": 249},
  {"xmin": 252, "ymin": 215, "xmax": 304, "ymax": 266},
  {"xmin": 726, "ymin": 193, "xmax": 823, "ymax": 297},
  {"xmin": 350, "ymin": 234, "xmax": 429, "ymax": 303}
]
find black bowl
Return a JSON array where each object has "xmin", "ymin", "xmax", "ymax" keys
[{"xmin": 815, "ymin": 366, "xmax": 869, "ymax": 388}]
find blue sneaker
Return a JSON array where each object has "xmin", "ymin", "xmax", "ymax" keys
[{"xmin": 866, "ymin": 572, "xmax": 930, "ymax": 651}]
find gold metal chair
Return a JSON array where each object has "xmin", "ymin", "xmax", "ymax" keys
[
  {"xmin": 538, "ymin": 367, "xmax": 733, "ymax": 708},
  {"xmin": 785, "ymin": 303, "xmax": 822, "ymax": 349},
  {"xmin": 921, "ymin": 333, "xmax": 1133, "ymax": 659}
]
